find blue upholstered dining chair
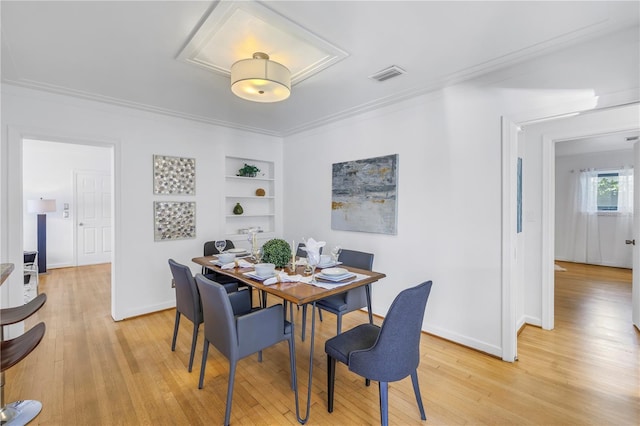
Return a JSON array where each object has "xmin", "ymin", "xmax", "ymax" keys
[
  {"xmin": 168, "ymin": 259, "xmax": 239, "ymax": 372},
  {"xmin": 195, "ymin": 274, "xmax": 296, "ymax": 426},
  {"xmin": 324, "ymin": 280, "xmax": 433, "ymax": 426},
  {"xmin": 301, "ymin": 249, "xmax": 374, "ymax": 341}
]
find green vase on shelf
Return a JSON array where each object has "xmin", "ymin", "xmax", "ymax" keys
[{"xmin": 233, "ymin": 203, "xmax": 243, "ymax": 215}]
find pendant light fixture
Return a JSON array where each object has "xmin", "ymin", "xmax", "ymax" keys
[{"xmin": 230, "ymin": 52, "xmax": 291, "ymax": 102}]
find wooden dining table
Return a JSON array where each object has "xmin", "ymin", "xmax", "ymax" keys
[{"xmin": 191, "ymin": 255, "xmax": 386, "ymax": 424}]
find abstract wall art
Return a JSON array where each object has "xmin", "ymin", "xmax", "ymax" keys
[
  {"xmin": 153, "ymin": 155, "xmax": 196, "ymax": 195},
  {"xmin": 154, "ymin": 201, "xmax": 196, "ymax": 241},
  {"xmin": 331, "ymin": 154, "xmax": 398, "ymax": 235}
]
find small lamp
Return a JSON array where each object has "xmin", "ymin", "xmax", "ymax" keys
[
  {"xmin": 231, "ymin": 52, "xmax": 291, "ymax": 102},
  {"xmin": 27, "ymin": 198, "xmax": 56, "ymax": 273}
]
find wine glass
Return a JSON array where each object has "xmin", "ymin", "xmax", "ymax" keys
[
  {"xmin": 330, "ymin": 245, "xmax": 342, "ymax": 264},
  {"xmin": 306, "ymin": 251, "xmax": 320, "ymax": 283},
  {"xmin": 252, "ymin": 246, "xmax": 263, "ymax": 263},
  {"xmin": 214, "ymin": 240, "xmax": 226, "ymax": 255}
]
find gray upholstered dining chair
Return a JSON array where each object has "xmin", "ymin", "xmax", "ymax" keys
[
  {"xmin": 168, "ymin": 259, "xmax": 238, "ymax": 372},
  {"xmin": 301, "ymin": 249, "xmax": 374, "ymax": 341},
  {"xmin": 325, "ymin": 280, "xmax": 433, "ymax": 426},
  {"xmin": 195, "ymin": 274, "xmax": 296, "ymax": 426}
]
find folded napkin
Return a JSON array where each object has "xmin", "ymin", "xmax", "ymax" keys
[
  {"xmin": 264, "ymin": 272, "xmax": 303, "ymax": 286},
  {"xmin": 301, "ymin": 237, "xmax": 326, "ymax": 263},
  {"xmin": 221, "ymin": 259, "xmax": 253, "ymax": 269}
]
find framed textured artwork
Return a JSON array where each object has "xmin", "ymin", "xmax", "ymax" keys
[
  {"xmin": 154, "ymin": 201, "xmax": 196, "ymax": 241},
  {"xmin": 153, "ymin": 155, "xmax": 196, "ymax": 195},
  {"xmin": 331, "ymin": 154, "xmax": 398, "ymax": 235}
]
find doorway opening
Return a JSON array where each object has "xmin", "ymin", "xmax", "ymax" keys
[
  {"xmin": 22, "ymin": 138, "xmax": 114, "ymax": 302},
  {"xmin": 554, "ymin": 132, "xmax": 637, "ymax": 271},
  {"xmin": 502, "ymin": 102, "xmax": 640, "ymax": 362}
]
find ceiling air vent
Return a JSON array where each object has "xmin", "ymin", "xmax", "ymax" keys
[{"xmin": 369, "ymin": 65, "xmax": 406, "ymax": 82}]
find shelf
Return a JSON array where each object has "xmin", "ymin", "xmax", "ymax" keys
[
  {"xmin": 226, "ymin": 232, "xmax": 275, "ymax": 240},
  {"xmin": 225, "ymin": 175, "xmax": 274, "ymax": 182},
  {"xmin": 225, "ymin": 156, "xmax": 276, "ymax": 237},
  {"xmin": 226, "ymin": 195, "xmax": 275, "ymax": 199},
  {"xmin": 226, "ymin": 214, "xmax": 275, "ymax": 218}
]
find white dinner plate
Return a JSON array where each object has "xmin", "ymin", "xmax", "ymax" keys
[
  {"xmin": 321, "ymin": 267, "xmax": 349, "ymax": 276},
  {"xmin": 243, "ymin": 271, "xmax": 276, "ymax": 281},
  {"xmin": 318, "ymin": 261, "xmax": 341, "ymax": 269},
  {"xmin": 227, "ymin": 248, "xmax": 247, "ymax": 254},
  {"xmin": 316, "ymin": 272, "xmax": 356, "ymax": 282}
]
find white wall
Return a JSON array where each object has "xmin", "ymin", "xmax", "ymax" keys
[
  {"xmin": 1, "ymin": 84, "xmax": 282, "ymax": 321},
  {"xmin": 283, "ymin": 27, "xmax": 639, "ymax": 356},
  {"xmin": 555, "ymin": 149, "xmax": 634, "ymax": 268},
  {"xmin": 23, "ymin": 140, "xmax": 111, "ymax": 268}
]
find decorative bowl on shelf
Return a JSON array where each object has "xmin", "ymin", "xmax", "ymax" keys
[{"xmin": 255, "ymin": 188, "xmax": 266, "ymax": 196}]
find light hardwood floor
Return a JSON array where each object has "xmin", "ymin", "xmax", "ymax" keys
[{"xmin": 6, "ymin": 261, "xmax": 639, "ymax": 425}]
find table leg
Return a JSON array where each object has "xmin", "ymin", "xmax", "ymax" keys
[{"xmin": 290, "ymin": 301, "xmax": 316, "ymax": 424}]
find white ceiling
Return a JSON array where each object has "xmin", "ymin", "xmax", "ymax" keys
[
  {"xmin": 556, "ymin": 130, "xmax": 640, "ymax": 156},
  {"xmin": 2, "ymin": 1, "xmax": 639, "ymax": 136}
]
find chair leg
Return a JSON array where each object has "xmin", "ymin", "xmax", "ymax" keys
[
  {"xmin": 224, "ymin": 361, "xmax": 237, "ymax": 426},
  {"xmin": 410, "ymin": 370, "xmax": 427, "ymax": 420},
  {"xmin": 188, "ymin": 322, "xmax": 199, "ymax": 372},
  {"xmin": 379, "ymin": 381, "xmax": 389, "ymax": 426},
  {"xmin": 336, "ymin": 314, "xmax": 342, "ymax": 335},
  {"xmin": 171, "ymin": 311, "xmax": 181, "ymax": 351},
  {"xmin": 366, "ymin": 283, "xmax": 374, "ymax": 324},
  {"xmin": 327, "ymin": 355, "xmax": 336, "ymax": 413},
  {"xmin": 198, "ymin": 340, "xmax": 209, "ymax": 389},
  {"xmin": 318, "ymin": 308, "xmax": 323, "ymax": 322}
]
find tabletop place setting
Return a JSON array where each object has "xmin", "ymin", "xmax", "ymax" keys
[{"xmin": 207, "ymin": 237, "xmax": 358, "ymax": 288}]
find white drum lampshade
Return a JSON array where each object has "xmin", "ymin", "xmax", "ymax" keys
[
  {"xmin": 231, "ymin": 52, "xmax": 291, "ymax": 103},
  {"xmin": 27, "ymin": 199, "xmax": 57, "ymax": 214}
]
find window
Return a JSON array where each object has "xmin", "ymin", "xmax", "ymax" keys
[
  {"xmin": 579, "ymin": 168, "xmax": 633, "ymax": 214},
  {"xmin": 596, "ymin": 172, "xmax": 619, "ymax": 211}
]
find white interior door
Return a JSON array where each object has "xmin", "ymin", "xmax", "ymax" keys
[
  {"xmin": 76, "ymin": 171, "xmax": 112, "ymax": 265},
  {"xmin": 633, "ymin": 142, "xmax": 640, "ymax": 329}
]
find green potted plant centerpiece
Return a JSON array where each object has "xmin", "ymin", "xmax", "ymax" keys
[
  {"xmin": 261, "ymin": 239, "xmax": 292, "ymax": 268},
  {"xmin": 237, "ymin": 163, "xmax": 261, "ymax": 177}
]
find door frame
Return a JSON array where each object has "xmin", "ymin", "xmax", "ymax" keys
[
  {"xmin": 502, "ymin": 103, "xmax": 640, "ymax": 361},
  {"xmin": 541, "ymin": 125, "xmax": 639, "ymax": 329},
  {"xmin": 8, "ymin": 126, "xmax": 119, "ymax": 322}
]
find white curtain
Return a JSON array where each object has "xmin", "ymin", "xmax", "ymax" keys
[
  {"xmin": 563, "ymin": 167, "xmax": 634, "ymax": 267},
  {"xmin": 567, "ymin": 169, "xmax": 602, "ymax": 264}
]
